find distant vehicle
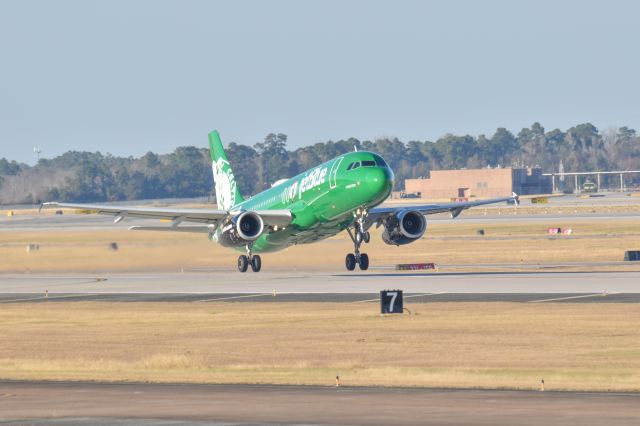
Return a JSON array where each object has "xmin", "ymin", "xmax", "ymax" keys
[
  {"xmin": 42, "ymin": 130, "xmax": 518, "ymax": 273},
  {"xmin": 582, "ymin": 179, "xmax": 598, "ymax": 193},
  {"xmin": 400, "ymin": 192, "xmax": 419, "ymax": 199}
]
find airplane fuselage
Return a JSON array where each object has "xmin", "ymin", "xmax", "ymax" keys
[{"xmin": 210, "ymin": 151, "xmax": 394, "ymax": 253}]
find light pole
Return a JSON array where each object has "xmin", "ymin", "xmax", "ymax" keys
[{"xmin": 33, "ymin": 147, "xmax": 42, "ymax": 163}]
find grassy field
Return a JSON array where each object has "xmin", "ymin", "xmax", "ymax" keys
[
  {"xmin": 3, "ymin": 213, "xmax": 640, "ymax": 391},
  {"xmin": 1, "ymin": 219, "xmax": 640, "ymax": 273},
  {"xmin": 1, "ymin": 302, "xmax": 639, "ymax": 391}
]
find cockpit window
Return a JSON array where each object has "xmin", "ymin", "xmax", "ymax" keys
[
  {"xmin": 373, "ymin": 155, "xmax": 388, "ymax": 167},
  {"xmin": 348, "ymin": 159, "xmax": 378, "ymax": 170}
]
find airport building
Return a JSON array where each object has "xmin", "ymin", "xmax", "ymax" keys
[{"xmin": 404, "ymin": 167, "xmax": 551, "ymax": 199}]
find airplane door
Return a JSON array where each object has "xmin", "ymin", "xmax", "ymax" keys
[{"xmin": 329, "ymin": 157, "xmax": 343, "ymax": 189}]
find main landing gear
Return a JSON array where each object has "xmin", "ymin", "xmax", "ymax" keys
[
  {"xmin": 238, "ymin": 243, "xmax": 261, "ymax": 273},
  {"xmin": 345, "ymin": 208, "xmax": 371, "ymax": 271}
]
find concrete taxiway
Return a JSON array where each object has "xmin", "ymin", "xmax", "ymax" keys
[
  {"xmin": 2, "ymin": 200, "xmax": 640, "ymax": 231},
  {"xmin": 1, "ymin": 270, "xmax": 639, "ymax": 294},
  {"xmin": 2, "ymin": 381, "xmax": 639, "ymax": 426},
  {"xmin": 0, "ymin": 270, "xmax": 638, "ymax": 302}
]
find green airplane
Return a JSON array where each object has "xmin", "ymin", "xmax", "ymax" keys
[{"xmin": 42, "ymin": 130, "xmax": 518, "ymax": 272}]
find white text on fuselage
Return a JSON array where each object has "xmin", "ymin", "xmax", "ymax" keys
[{"xmin": 281, "ymin": 167, "xmax": 328, "ymax": 203}]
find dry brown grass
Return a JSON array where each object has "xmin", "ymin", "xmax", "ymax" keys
[
  {"xmin": 1, "ymin": 220, "xmax": 640, "ymax": 273},
  {"xmin": 1, "ymin": 302, "xmax": 639, "ymax": 391}
]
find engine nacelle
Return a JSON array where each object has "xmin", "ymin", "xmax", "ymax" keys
[
  {"xmin": 381, "ymin": 210, "xmax": 427, "ymax": 246},
  {"xmin": 218, "ymin": 211, "xmax": 264, "ymax": 246}
]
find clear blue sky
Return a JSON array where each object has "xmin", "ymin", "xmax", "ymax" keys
[{"xmin": 1, "ymin": 0, "xmax": 639, "ymax": 164}]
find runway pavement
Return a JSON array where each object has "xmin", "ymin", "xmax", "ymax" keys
[
  {"xmin": 0, "ymin": 270, "xmax": 639, "ymax": 302},
  {"xmin": 2, "ymin": 381, "xmax": 639, "ymax": 426}
]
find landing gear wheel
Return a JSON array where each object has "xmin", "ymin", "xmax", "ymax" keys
[
  {"xmin": 346, "ymin": 207, "xmax": 373, "ymax": 271},
  {"xmin": 250, "ymin": 255, "xmax": 262, "ymax": 272},
  {"xmin": 237, "ymin": 255, "xmax": 249, "ymax": 273},
  {"xmin": 345, "ymin": 253, "xmax": 356, "ymax": 271},
  {"xmin": 359, "ymin": 253, "xmax": 369, "ymax": 270}
]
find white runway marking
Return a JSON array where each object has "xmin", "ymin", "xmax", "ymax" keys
[
  {"xmin": 0, "ymin": 296, "xmax": 44, "ymax": 303},
  {"xmin": 352, "ymin": 292, "xmax": 447, "ymax": 303},
  {"xmin": 195, "ymin": 293, "xmax": 274, "ymax": 302},
  {"xmin": 0, "ymin": 293, "xmax": 103, "ymax": 303},
  {"xmin": 528, "ymin": 292, "xmax": 620, "ymax": 303}
]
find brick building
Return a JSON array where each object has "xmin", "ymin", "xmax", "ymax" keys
[{"xmin": 404, "ymin": 167, "xmax": 550, "ymax": 199}]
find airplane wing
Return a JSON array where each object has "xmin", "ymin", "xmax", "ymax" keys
[
  {"xmin": 363, "ymin": 193, "xmax": 519, "ymax": 229},
  {"xmin": 39, "ymin": 202, "xmax": 292, "ymax": 230}
]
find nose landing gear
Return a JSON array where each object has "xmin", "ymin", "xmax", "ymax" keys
[
  {"xmin": 345, "ymin": 208, "xmax": 370, "ymax": 271},
  {"xmin": 238, "ymin": 243, "xmax": 262, "ymax": 272}
]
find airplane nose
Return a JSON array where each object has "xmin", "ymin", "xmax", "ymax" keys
[{"xmin": 366, "ymin": 167, "xmax": 393, "ymax": 196}]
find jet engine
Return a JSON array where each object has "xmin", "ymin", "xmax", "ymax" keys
[
  {"xmin": 381, "ymin": 210, "xmax": 427, "ymax": 246},
  {"xmin": 218, "ymin": 211, "xmax": 265, "ymax": 246}
]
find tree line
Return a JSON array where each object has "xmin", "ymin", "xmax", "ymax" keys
[{"xmin": 1, "ymin": 122, "xmax": 639, "ymax": 204}]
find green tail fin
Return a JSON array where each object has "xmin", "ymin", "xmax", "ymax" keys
[{"xmin": 208, "ymin": 130, "xmax": 244, "ymax": 210}]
